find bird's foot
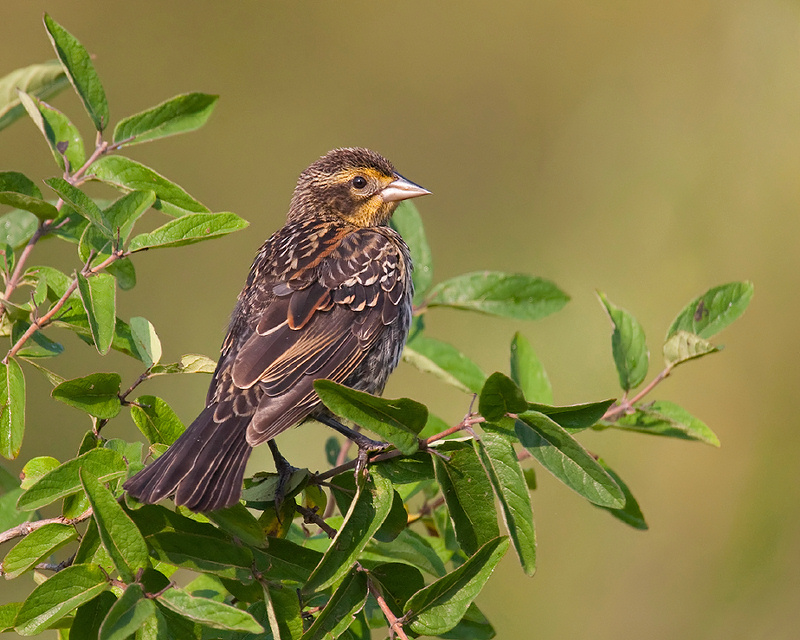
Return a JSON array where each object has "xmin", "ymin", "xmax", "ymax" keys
[
  {"xmin": 352, "ymin": 435, "xmax": 390, "ymax": 479},
  {"xmin": 268, "ymin": 440, "xmax": 298, "ymax": 517}
]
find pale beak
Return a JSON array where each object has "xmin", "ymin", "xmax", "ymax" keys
[{"xmin": 380, "ymin": 174, "xmax": 432, "ymax": 203}]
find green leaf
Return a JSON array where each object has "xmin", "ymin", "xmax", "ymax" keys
[
  {"xmin": 304, "ymin": 473, "xmax": 395, "ymax": 593},
  {"xmin": 314, "ymin": 380, "xmax": 426, "ymax": 455},
  {"xmin": 439, "ymin": 603, "xmax": 496, "ymax": 640},
  {"xmin": 53, "ymin": 313, "xmax": 143, "ymax": 362},
  {"xmin": 128, "ymin": 212, "xmax": 248, "ymax": 251},
  {"xmin": 612, "ymin": 400, "xmax": 720, "ymax": 446},
  {"xmin": 528, "ymin": 399, "xmax": 616, "ymax": 433},
  {"xmin": 597, "ymin": 292, "xmax": 649, "ymax": 391},
  {"xmin": 0, "ymin": 488, "xmax": 33, "ymax": 532},
  {"xmin": 97, "ymin": 584, "xmax": 153, "ymax": 640},
  {"xmin": 52, "ymin": 372, "xmax": 121, "ymax": 419},
  {"xmin": 0, "ymin": 465, "xmax": 19, "ymax": 491},
  {"xmin": 0, "ymin": 172, "xmax": 58, "ymax": 220},
  {"xmin": 71, "ymin": 592, "xmax": 117, "ymax": 640},
  {"xmin": 479, "ymin": 372, "xmax": 527, "ymax": 422},
  {"xmin": 147, "ymin": 531, "xmax": 253, "ymax": 580},
  {"xmin": 103, "ymin": 190, "xmax": 155, "ymax": 241},
  {"xmin": 80, "ymin": 467, "xmax": 150, "ymax": 581},
  {"xmin": 301, "ymin": 568, "xmax": 368, "ymax": 640},
  {"xmin": 390, "ymin": 200, "xmax": 433, "ymax": 303},
  {"xmin": 594, "ymin": 459, "xmax": 647, "ymax": 530},
  {"xmin": 2, "ymin": 523, "xmax": 78, "ymax": 579},
  {"xmin": 149, "ymin": 353, "xmax": 216, "ymax": 376},
  {"xmin": 44, "ymin": 178, "xmax": 110, "ymax": 235},
  {"xmin": 403, "ymin": 333, "xmax": 485, "ymax": 394},
  {"xmin": 113, "ymin": 93, "xmax": 218, "ymax": 146},
  {"xmin": 242, "ymin": 469, "xmax": 309, "ymax": 508},
  {"xmin": 361, "ymin": 528, "xmax": 447, "ymax": 578},
  {"xmin": 13, "ymin": 321, "xmax": 64, "ymax": 359},
  {"xmin": 0, "ymin": 602, "xmax": 23, "ymax": 632},
  {"xmin": 205, "ymin": 503, "xmax": 265, "ymax": 548},
  {"xmin": 368, "ymin": 563, "xmax": 425, "ymax": 619},
  {"xmin": 17, "ymin": 447, "xmax": 126, "ymax": 511},
  {"xmin": 515, "ymin": 411, "xmax": 625, "ymax": 508},
  {"xmin": 0, "ymin": 358, "xmax": 25, "ymax": 459},
  {"xmin": 87, "ymin": 156, "xmax": 210, "ymax": 216},
  {"xmin": 510, "ymin": 332, "xmax": 553, "ymax": 404},
  {"xmin": 404, "ymin": 537, "xmax": 509, "ymax": 637},
  {"xmin": 130, "ymin": 395, "xmax": 185, "ymax": 446},
  {"xmin": 475, "ymin": 433, "xmax": 536, "ymax": 575},
  {"xmin": 374, "ymin": 452, "xmax": 435, "ymax": 485},
  {"xmin": 667, "ymin": 281, "xmax": 754, "ymax": 340},
  {"xmin": 106, "ymin": 257, "xmax": 136, "ymax": 291},
  {"xmin": 0, "ymin": 60, "xmax": 68, "ymax": 132},
  {"xmin": 156, "ymin": 586, "xmax": 263, "ymax": 633},
  {"xmin": 433, "ymin": 442, "xmax": 499, "ymax": 556},
  {"xmin": 14, "ymin": 563, "xmax": 108, "ymax": 635},
  {"xmin": 20, "ymin": 456, "xmax": 60, "ymax": 489},
  {"xmin": 43, "ymin": 14, "xmax": 109, "ymax": 131},
  {"xmin": 16, "ymin": 90, "xmax": 85, "ymax": 172},
  {"xmin": 264, "ymin": 582, "xmax": 303, "ymax": 640},
  {"xmin": 0, "ymin": 210, "xmax": 38, "ymax": 248},
  {"xmin": 251, "ymin": 537, "xmax": 323, "ymax": 583},
  {"xmin": 0, "ymin": 191, "xmax": 58, "ymax": 220},
  {"xmin": 663, "ymin": 330, "xmax": 719, "ymax": 367},
  {"xmin": 129, "ymin": 316, "xmax": 162, "ymax": 367},
  {"xmin": 152, "ymin": 602, "xmax": 201, "ymax": 639},
  {"xmin": 77, "ymin": 273, "xmax": 117, "ymax": 355},
  {"xmin": 428, "ymin": 271, "xmax": 569, "ymax": 320},
  {"xmin": 374, "ymin": 488, "xmax": 407, "ymax": 543}
]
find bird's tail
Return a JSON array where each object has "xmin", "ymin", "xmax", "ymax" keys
[{"xmin": 124, "ymin": 406, "xmax": 252, "ymax": 512}]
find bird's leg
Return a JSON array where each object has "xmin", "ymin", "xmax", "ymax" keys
[
  {"xmin": 268, "ymin": 439, "xmax": 296, "ymax": 515},
  {"xmin": 315, "ymin": 414, "xmax": 389, "ymax": 476}
]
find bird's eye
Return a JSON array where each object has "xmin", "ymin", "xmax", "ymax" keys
[{"xmin": 352, "ymin": 176, "xmax": 368, "ymax": 189}]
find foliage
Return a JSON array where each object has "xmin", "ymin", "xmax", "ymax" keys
[{"xmin": 0, "ymin": 16, "xmax": 753, "ymax": 640}]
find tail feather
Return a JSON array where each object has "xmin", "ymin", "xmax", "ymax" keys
[{"xmin": 124, "ymin": 406, "xmax": 252, "ymax": 512}]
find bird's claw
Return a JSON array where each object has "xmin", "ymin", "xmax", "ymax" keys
[{"xmin": 353, "ymin": 438, "xmax": 389, "ymax": 480}]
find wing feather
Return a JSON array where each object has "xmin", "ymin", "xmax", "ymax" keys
[{"xmin": 220, "ymin": 224, "xmax": 410, "ymax": 446}]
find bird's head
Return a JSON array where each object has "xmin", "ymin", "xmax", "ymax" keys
[{"xmin": 288, "ymin": 147, "xmax": 430, "ymax": 227}]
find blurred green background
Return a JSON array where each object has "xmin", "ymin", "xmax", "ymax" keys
[{"xmin": 1, "ymin": 1, "xmax": 797, "ymax": 638}]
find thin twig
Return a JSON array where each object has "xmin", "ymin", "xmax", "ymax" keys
[
  {"xmin": 602, "ymin": 365, "xmax": 673, "ymax": 422},
  {"xmin": 315, "ymin": 413, "xmax": 486, "ymax": 483},
  {"xmin": 0, "ymin": 509, "xmax": 92, "ymax": 546},
  {"xmin": 295, "ymin": 505, "xmax": 338, "ymax": 539},
  {"xmin": 366, "ymin": 572, "xmax": 410, "ymax": 640},
  {"xmin": 120, "ymin": 368, "xmax": 154, "ymax": 404},
  {"xmin": 34, "ymin": 553, "xmax": 75, "ymax": 573},
  {"xmin": 4, "ymin": 249, "xmax": 127, "ymax": 363},
  {"xmin": 0, "ymin": 133, "xmax": 112, "ymax": 323}
]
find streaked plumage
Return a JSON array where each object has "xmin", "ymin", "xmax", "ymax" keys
[{"xmin": 124, "ymin": 148, "xmax": 429, "ymax": 511}]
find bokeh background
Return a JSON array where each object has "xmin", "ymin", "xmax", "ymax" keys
[{"xmin": 1, "ymin": 1, "xmax": 798, "ymax": 638}]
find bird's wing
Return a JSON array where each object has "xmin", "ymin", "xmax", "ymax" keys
[{"xmin": 223, "ymin": 226, "xmax": 408, "ymax": 446}]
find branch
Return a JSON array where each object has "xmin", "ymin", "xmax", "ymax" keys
[
  {"xmin": 0, "ymin": 509, "xmax": 92, "ymax": 546},
  {"xmin": 365, "ymin": 571, "xmax": 410, "ymax": 640},
  {"xmin": 314, "ymin": 413, "xmax": 486, "ymax": 483},
  {"xmin": 0, "ymin": 133, "xmax": 114, "ymax": 324},
  {"xmin": 3, "ymin": 248, "xmax": 127, "ymax": 364},
  {"xmin": 295, "ymin": 505, "xmax": 338, "ymax": 539},
  {"xmin": 602, "ymin": 365, "xmax": 673, "ymax": 422}
]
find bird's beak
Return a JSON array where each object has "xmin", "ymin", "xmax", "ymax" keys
[{"xmin": 380, "ymin": 174, "xmax": 432, "ymax": 203}]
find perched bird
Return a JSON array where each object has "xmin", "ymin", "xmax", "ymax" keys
[{"xmin": 124, "ymin": 148, "xmax": 430, "ymax": 512}]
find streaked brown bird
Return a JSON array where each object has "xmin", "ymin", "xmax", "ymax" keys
[{"xmin": 124, "ymin": 148, "xmax": 430, "ymax": 512}]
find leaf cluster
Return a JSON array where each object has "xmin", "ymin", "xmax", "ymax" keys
[{"xmin": 0, "ymin": 16, "xmax": 753, "ymax": 640}]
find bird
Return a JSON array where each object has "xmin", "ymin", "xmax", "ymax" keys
[{"xmin": 124, "ymin": 147, "xmax": 430, "ymax": 512}]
